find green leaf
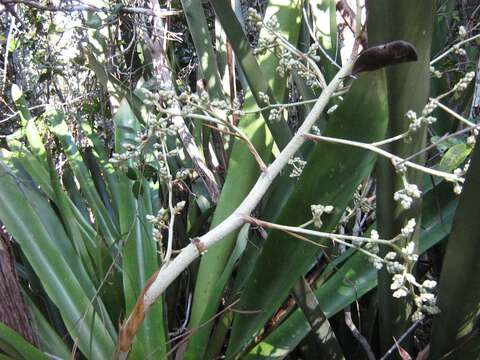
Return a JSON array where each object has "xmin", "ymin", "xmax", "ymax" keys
[
  {"xmin": 46, "ymin": 109, "xmax": 120, "ymax": 245},
  {"xmin": 209, "ymin": 0, "xmax": 295, "ymax": 150},
  {"xmin": 0, "ymin": 164, "xmax": 115, "ymax": 358},
  {"xmin": 0, "ymin": 323, "xmax": 48, "ymax": 360},
  {"xmin": 132, "ymin": 180, "xmax": 144, "ymax": 198},
  {"xmin": 180, "ymin": 0, "xmax": 225, "ymax": 100},
  {"xmin": 245, "ymin": 253, "xmax": 376, "ymax": 360},
  {"xmin": 437, "ymin": 143, "xmax": 472, "ymax": 172},
  {"xmin": 11, "ymin": 85, "xmax": 47, "ymax": 164},
  {"xmin": 114, "ymin": 100, "xmax": 167, "ymax": 359},
  {"xmin": 291, "ymin": 278, "xmax": 345, "ymax": 359},
  {"xmin": 24, "ymin": 294, "xmax": 72, "ymax": 360},
  {"xmin": 126, "ymin": 166, "xmax": 138, "ymax": 180}
]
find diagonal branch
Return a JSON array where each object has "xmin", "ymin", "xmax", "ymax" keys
[{"xmin": 114, "ymin": 51, "xmax": 357, "ymax": 357}]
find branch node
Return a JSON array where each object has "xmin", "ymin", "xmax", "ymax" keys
[{"xmin": 192, "ymin": 237, "xmax": 207, "ymax": 255}]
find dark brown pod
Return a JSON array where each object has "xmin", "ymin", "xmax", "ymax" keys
[{"xmin": 352, "ymin": 40, "xmax": 418, "ymax": 75}]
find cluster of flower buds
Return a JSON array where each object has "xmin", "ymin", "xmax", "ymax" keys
[
  {"xmin": 157, "ymin": 160, "xmax": 172, "ymax": 183},
  {"xmin": 374, "ymin": 221, "xmax": 438, "ymax": 320},
  {"xmin": 276, "ymin": 50, "xmax": 297, "ymax": 77},
  {"xmin": 412, "ymin": 279, "xmax": 440, "ymax": 321},
  {"xmin": 453, "ymin": 159, "xmax": 470, "ymax": 194},
  {"xmin": 430, "ymin": 65, "xmax": 442, "ymax": 79},
  {"xmin": 401, "ymin": 218, "xmax": 417, "ymax": 238},
  {"xmin": 110, "ymin": 143, "xmax": 141, "ymax": 168},
  {"xmin": 246, "ymin": 8, "xmax": 263, "ymax": 32},
  {"xmin": 364, "ymin": 230, "xmax": 383, "ymax": 269},
  {"xmin": 258, "ymin": 91, "xmax": 271, "ymax": 105},
  {"xmin": 453, "ymin": 71, "xmax": 475, "ymax": 94},
  {"xmin": 406, "ymin": 99, "xmax": 439, "ymax": 132},
  {"xmin": 453, "ymin": 44, "xmax": 467, "ymax": 57},
  {"xmin": 394, "ymin": 180, "xmax": 422, "ymax": 210},
  {"xmin": 175, "ymin": 168, "xmax": 191, "ymax": 181},
  {"xmin": 311, "ymin": 204, "xmax": 334, "ymax": 228},
  {"xmin": 268, "ymin": 107, "xmax": 283, "ymax": 122},
  {"xmin": 147, "ymin": 208, "xmax": 170, "ymax": 242},
  {"xmin": 307, "ymin": 43, "xmax": 321, "ymax": 62},
  {"xmin": 288, "ymin": 157, "xmax": 306, "ymax": 178}
]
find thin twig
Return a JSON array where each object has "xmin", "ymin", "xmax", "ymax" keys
[
  {"xmin": 430, "ymin": 33, "xmax": 480, "ymax": 65},
  {"xmin": 437, "ymin": 101, "xmax": 476, "ymax": 127},
  {"xmin": 345, "ymin": 307, "xmax": 376, "ymax": 360},
  {"xmin": 401, "ymin": 125, "xmax": 479, "ymax": 164},
  {"xmin": 303, "ymin": 133, "xmax": 464, "ymax": 183},
  {"xmin": 302, "ymin": 6, "xmax": 342, "ymax": 70},
  {"xmin": 379, "ymin": 319, "xmax": 423, "ymax": 360},
  {"xmin": 245, "ymin": 216, "xmax": 401, "ymax": 261}
]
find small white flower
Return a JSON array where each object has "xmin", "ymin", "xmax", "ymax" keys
[
  {"xmin": 393, "ymin": 287, "xmax": 408, "ymax": 298},
  {"xmin": 467, "ymin": 135, "xmax": 476, "ymax": 146},
  {"xmin": 311, "ymin": 204, "xmax": 334, "ymax": 228},
  {"xmin": 373, "ymin": 259, "xmax": 384, "ymax": 270},
  {"xmin": 454, "ymin": 183, "xmax": 463, "ymax": 195},
  {"xmin": 391, "ymin": 274, "xmax": 405, "ymax": 290},
  {"xmin": 405, "ymin": 110, "xmax": 417, "ymax": 121},
  {"xmin": 258, "ymin": 91, "xmax": 270, "ymax": 105},
  {"xmin": 370, "ymin": 229, "xmax": 379, "ymax": 241},
  {"xmin": 288, "ymin": 157, "xmax": 306, "ymax": 178},
  {"xmin": 387, "ymin": 261, "xmax": 405, "ymax": 274},
  {"xmin": 175, "ymin": 201, "xmax": 186, "ymax": 213},
  {"xmin": 422, "ymin": 280, "xmax": 437, "ymax": 289},
  {"xmin": 405, "ymin": 183, "xmax": 421, "ymax": 198},
  {"xmin": 146, "ymin": 214, "xmax": 157, "ymax": 222},
  {"xmin": 365, "ymin": 242, "xmax": 380, "ymax": 255},
  {"xmin": 420, "ymin": 293, "xmax": 436, "ymax": 303},
  {"xmin": 401, "ymin": 219, "xmax": 416, "ymax": 237},
  {"xmin": 327, "ymin": 104, "xmax": 338, "ymax": 114},
  {"xmin": 402, "ymin": 241, "xmax": 416, "ymax": 256},
  {"xmin": 385, "ymin": 252, "xmax": 397, "ymax": 261},
  {"xmin": 412, "ymin": 310, "xmax": 425, "ymax": 321}
]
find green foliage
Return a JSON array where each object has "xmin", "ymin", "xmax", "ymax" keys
[{"xmin": 0, "ymin": 2, "xmax": 478, "ymax": 360}]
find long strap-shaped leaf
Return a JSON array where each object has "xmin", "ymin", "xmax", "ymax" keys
[
  {"xmin": 114, "ymin": 100, "xmax": 167, "ymax": 359},
  {"xmin": 0, "ymin": 164, "xmax": 115, "ymax": 358},
  {"xmin": 47, "ymin": 110, "xmax": 120, "ymax": 245},
  {"xmin": 0, "ymin": 323, "xmax": 49, "ymax": 360}
]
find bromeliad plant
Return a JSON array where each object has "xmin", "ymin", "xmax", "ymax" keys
[{"xmin": 0, "ymin": 0, "xmax": 479, "ymax": 359}]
